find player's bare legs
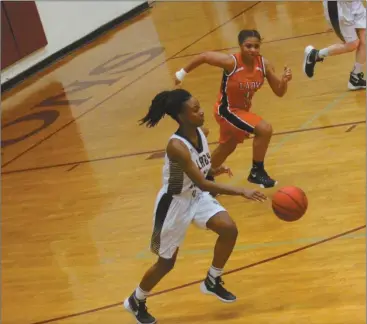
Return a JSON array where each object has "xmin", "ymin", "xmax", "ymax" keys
[
  {"xmin": 252, "ymin": 120, "xmax": 273, "ymax": 169},
  {"xmin": 318, "ymin": 39, "xmax": 359, "ymax": 57},
  {"xmin": 124, "ymin": 250, "xmax": 179, "ymax": 324},
  {"xmin": 124, "ymin": 211, "xmax": 240, "ymax": 323},
  {"xmin": 210, "ymin": 139, "xmax": 238, "ymax": 170},
  {"xmin": 206, "ymin": 211, "xmax": 238, "ymax": 269},
  {"xmin": 247, "ymin": 120, "xmax": 276, "ymax": 188},
  {"xmin": 200, "ymin": 211, "xmax": 238, "ymax": 302},
  {"xmin": 355, "ymin": 28, "xmax": 366, "ymax": 68},
  {"xmin": 209, "ymin": 120, "xmax": 276, "ymax": 189},
  {"xmin": 303, "ymin": 30, "xmax": 366, "ymax": 89},
  {"xmin": 139, "ymin": 250, "xmax": 179, "ymax": 292}
]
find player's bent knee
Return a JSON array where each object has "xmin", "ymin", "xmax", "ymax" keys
[
  {"xmin": 213, "ymin": 221, "xmax": 238, "ymax": 239},
  {"xmin": 345, "ymin": 39, "xmax": 359, "ymax": 52},
  {"xmin": 254, "ymin": 120, "xmax": 273, "ymax": 137},
  {"xmin": 222, "ymin": 223, "xmax": 238, "ymax": 240},
  {"xmin": 207, "ymin": 211, "xmax": 238, "ymax": 239},
  {"xmin": 157, "ymin": 256, "xmax": 176, "ymax": 272}
]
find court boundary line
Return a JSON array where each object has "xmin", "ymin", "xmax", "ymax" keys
[
  {"xmin": 1, "ymin": 2, "xmax": 261, "ymax": 169},
  {"xmin": 28, "ymin": 224, "xmax": 366, "ymax": 324},
  {"xmin": 2, "ymin": 120, "xmax": 365, "ymax": 175}
]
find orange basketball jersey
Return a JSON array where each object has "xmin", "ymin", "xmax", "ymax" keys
[{"xmin": 215, "ymin": 52, "xmax": 266, "ymax": 113}]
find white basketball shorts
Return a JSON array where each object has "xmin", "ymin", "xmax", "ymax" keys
[
  {"xmin": 323, "ymin": 0, "xmax": 366, "ymax": 43},
  {"xmin": 150, "ymin": 189, "xmax": 226, "ymax": 259}
]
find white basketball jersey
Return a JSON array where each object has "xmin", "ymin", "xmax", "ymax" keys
[{"xmin": 161, "ymin": 128, "xmax": 211, "ymax": 196}]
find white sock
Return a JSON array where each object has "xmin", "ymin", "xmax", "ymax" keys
[
  {"xmin": 318, "ymin": 48, "xmax": 329, "ymax": 58},
  {"xmin": 135, "ymin": 286, "xmax": 149, "ymax": 301},
  {"xmin": 209, "ymin": 265, "xmax": 223, "ymax": 282},
  {"xmin": 352, "ymin": 62, "xmax": 363, "ymax": 74}
]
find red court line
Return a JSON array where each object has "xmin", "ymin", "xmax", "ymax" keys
[
  {"xmin": 172, "ymin": 30, "xmax": 333, "ymax": 60},
  {"xmin": 2, "ymin": 120, "xmax": 365, "ymax": 175}
]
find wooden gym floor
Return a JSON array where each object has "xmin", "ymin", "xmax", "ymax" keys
[{"xmin": 1, "ymin": 1, "xmax": 365, "ymax": 323}]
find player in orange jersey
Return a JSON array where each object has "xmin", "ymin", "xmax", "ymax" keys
[{"xmin": 175, "ymin": 29, "xmax": 292, "ymax": 188}]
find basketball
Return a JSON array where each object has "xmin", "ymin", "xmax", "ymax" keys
[{"xmin": 271, "ymin": 186, "xmax": 308, "ymax": 222}]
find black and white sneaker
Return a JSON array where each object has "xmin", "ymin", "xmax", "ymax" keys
[
  {"xmin": 247, "ymin": 168, "xmax": 277, "ymax": 188},
  {"xmin": 123, "ymin": 293, "xmax": 156, "ymax": 324},
  {"xmin": 200, "ymin": 273, "xmax": 236, "ymax": 303},
  {"xmin": 348, "ymin": 72, "xmax": 366, "ymax": 90},
  {"xmin": 303, "ymin": 45, "xmax": 324, "ymax": 78}
]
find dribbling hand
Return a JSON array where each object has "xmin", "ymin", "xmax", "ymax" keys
[{"xmin": 240, "ymin": 189, "xmax": 267, "ymax": 202}]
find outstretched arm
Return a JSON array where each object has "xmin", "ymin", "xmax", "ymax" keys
[
  {"xmin": 175, "ymin": 51, "xmax": 236, "ymax": 84},
  {"xmin": 263, "ymin": 58, "xmax": 292, "ymax": 97},
  {"xmin": 167, "ymin": 139, "xmax": 267, "ymax": 201}
]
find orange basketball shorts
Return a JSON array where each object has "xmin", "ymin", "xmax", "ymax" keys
[{"xmin": 214, "ymin": 106, "xmax": 262, "ymax": 144}]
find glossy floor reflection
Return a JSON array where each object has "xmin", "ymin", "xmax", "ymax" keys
[{"xmin": 2, "ymin": 1, "xmax": 365, "ymax": 324}]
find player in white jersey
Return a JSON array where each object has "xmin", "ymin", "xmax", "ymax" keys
[
  {"xmin": 303, "ymin": 0, "xmax": 366, "ymax": 90},
  {"xmin": 123, "ymin": 89, "xmax": 267, "ymax": 324}
]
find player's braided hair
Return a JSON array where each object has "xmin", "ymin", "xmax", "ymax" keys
[
  {"xmin": 238, "ymin": 29, "xmax": 262, "ymax": 44},
  {"xmin": 139, "ymin": 89, "xmax": 192, "ymax": 127}
]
